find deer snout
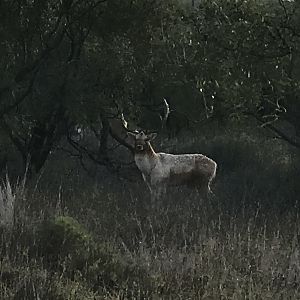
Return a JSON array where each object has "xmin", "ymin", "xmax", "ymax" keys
[{"xmin": 136, "ymin": 145, "xmax": 144, "ymax": 151}]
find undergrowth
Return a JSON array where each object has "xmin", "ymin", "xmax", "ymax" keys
[{"xmin": 1, "ymin": 133, "xmax": 300, "ymax": 299}]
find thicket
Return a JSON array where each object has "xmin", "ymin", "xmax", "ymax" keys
[{"xmin": 1, "ymin": 128, "xmax": 299, "ymax": 298}]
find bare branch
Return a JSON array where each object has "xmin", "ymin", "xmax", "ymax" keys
[
  {"xmin": 0, "ymin": 71, "xmax": 37, "ymax": 118},
  {"xmin": 109, "ymin": 126, "xmax": 134, "ymax": 153},
  {"xmin": 67, "ymin": 134, "xmax": 112, "ymax": 167},
  {"xmin": 247, "ymin": 112, "xmax": 300, "ymax": 149},
  {"xmin": 0, "ymin": 119, "xmax": 27, "ymax": 162}
]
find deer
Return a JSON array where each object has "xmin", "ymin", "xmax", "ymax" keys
[{"xmin": 122, "ymin": 99, "xmax": 217, "ymax": 204}]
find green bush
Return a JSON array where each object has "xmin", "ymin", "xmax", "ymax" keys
[
  {"xmin": 36, "ymin": 215, "xmax": 153, "ymax": 296},
  {"xmin": 173, "ymin": 132, "xmax": 299, "ymax": 213},
  {"xmin": 87, "ymin": 243, "xmax": 153, "ymax": 297},
  {"xmin": 37, "ymin": 216, "xmax": 93, "ymax": 268}
]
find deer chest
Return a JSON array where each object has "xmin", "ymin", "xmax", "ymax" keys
[{"xmin": 134, "ymin": 154, "xmax": 156, "ymax": 176}]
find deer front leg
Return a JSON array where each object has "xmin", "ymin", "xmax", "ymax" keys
[
  {"xmin": 141, "ymin": 174, "xmax": 158, "ymax": 209},
  {"xmin": 150, "ymin": 187, "xmax": 160, "ymax": 210},
  {"xmin": 150, "ymin": 181, "xmax": 167, "ymax": 210},
  {"xmin": 142, "ymin": 174, "xmax": 152, "ymax": 193}
]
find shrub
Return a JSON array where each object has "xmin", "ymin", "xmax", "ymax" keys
[
  {"xmin": 36, "ymin": 215, "xmax": 153, "ymax": 296},
  {"xmin": 37, "ymin": 216, "xmax": 94, "ymax": 270}
]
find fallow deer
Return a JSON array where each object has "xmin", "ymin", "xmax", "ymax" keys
[
  {"xmin": 127, "ymin": 130, "xmax": 217, "ymax": 202},
  {"xmin": 124, "ymin": 100, "xmax": 217, "ymax": 203}
]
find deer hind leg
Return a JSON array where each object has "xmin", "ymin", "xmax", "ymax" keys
[
  {"xmin": 197, "ymin": 187, "xmax": 208, "ymax": 201},
  {"xmin": 207, "ymin": 175, "xmax": 216, "ymax": 198},
  {"xmin": 197, "ymin": 178, "xmax": 211, "ymax": 200},
  {"xmin": 207, "ymin": 181, "xmax": 214, "ymax": 197}
]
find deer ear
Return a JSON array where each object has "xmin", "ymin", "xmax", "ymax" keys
[
  {"xmin": 127, "ymin": 132, "xmax": 136, "ymax": 137},
  {"xmin": 146, "ymin": 133, "xmax": 157, "ymax": 141},
  {"xmin": 126, "ymin": 132, "xmax": 136, "ymax": 143}
]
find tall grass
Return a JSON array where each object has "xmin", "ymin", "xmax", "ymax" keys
[
  {"xmin": 1, "ymin": 181, "xmax": 300, "ymax": 299},
  {"xmin": 0, "ymin": 177, "xmax": 14, "ymax": 229},
  {"xmin": 1, "ymin": 131, "xmax": 300, "ymax": 299}
]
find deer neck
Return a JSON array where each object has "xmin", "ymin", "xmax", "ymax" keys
[
  {"xmin": 134, "ymin": 142, "xmax": 158, "ymax": 175},
  {"xmin": 146, "ymin": 142, "xmax": 157, "ymax": 157}
]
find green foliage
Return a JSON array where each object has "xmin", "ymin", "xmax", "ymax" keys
[
  {"xmin": 37, "ymin": 216, "xmax": 93, "ymax": 267},
  {"xmin": 35, "ymin": 215, "xmax": 152, "ymax": 296},
  {"xmin": 170, "ymin": 128, "xmax": 300, "ymax": 212}
]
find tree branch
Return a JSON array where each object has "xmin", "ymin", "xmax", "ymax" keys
[
  {"xmin": 247, "ymin": 112, "xmax": 300, "ymax": 149},
  {"xmin": 0, "ymin": 71, "xmax": 37, "ymax": 118}
]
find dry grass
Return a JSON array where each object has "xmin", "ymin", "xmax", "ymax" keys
[
  {"xmin": 1, "ymin": 134, "xmax": 299, "ymax": 299},
  {"xmin": 1, "ymin": 174, "xmax": 299, "ymax": 299}
]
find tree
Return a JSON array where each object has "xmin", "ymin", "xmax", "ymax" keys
[
  {"xmin": 0, "ymin": 0, "xmax": 111, "ymax": 174},
  {"xmin": 174, "ymin": 0, "xmax": 300, "ymax": 147},
  {"xmin": 0, "ymin": 0, "xmax": 180, "ymax": 175}
]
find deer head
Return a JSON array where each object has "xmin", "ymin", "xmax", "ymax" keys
[
  {"xmin": 112, "ymin": 98, "xmax": 169, "ymax": 152},
  {"xmin": 127, "ymin": 131, "xmax": 157, "ymax": 153}
]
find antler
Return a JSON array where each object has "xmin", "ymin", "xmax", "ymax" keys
[
  {"xmin": 110, "ymin": 100, "xmax": 136, "ymax": 133},
  {"xmin": 107, "ymin": 105, "xmax": 136, "ymax": 151},
  {"xmin": 146, "ymin": 98, "xmax": 170, "ymax": 134},
  {"xmin": 161, "ymin": 98, "xmax": 170, "ymax": 127},
  {"xmin": 109, "ymin": 98, "xmax": 170, "ymax": 142}
]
